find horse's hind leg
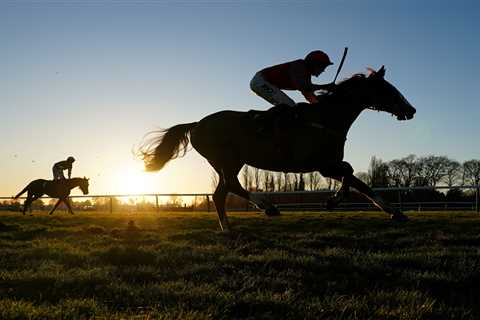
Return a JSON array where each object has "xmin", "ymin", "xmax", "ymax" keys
[
  {"xmin": 27, "ymin": 194, "xmax": 42, "ymax": 215},
  {"xmin": 212, "ymin": 173, "xmax": 230, "ymax": 232},
  {"xmin": 223, "ymin": 169, "xmax": 280, "ymax": 217},
  {"xmin": 320, "ymin": 161, "xmax": 354, "ymax": 210},
  {"xmin": 22, "ymin": 194, "xmax": 33, "ymax": 215},
  {"xmin": 208, "ymin": 162, "xmax": 234, "ymax": 231},
  {"xmin": 63, "ymin": 198, "xmax": 74, "ymax": 214}
]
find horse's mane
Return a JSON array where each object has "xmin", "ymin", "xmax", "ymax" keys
[
  {"xmin": 336, "ymin": 73, "xmax": 367, "ymax": 88},
  {"xmin": 322, "ymin": 73, "xmax": 368, "ymax": 101}
]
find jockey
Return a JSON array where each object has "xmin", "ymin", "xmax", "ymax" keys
[
  {"xmin": 250, "ymin": 50, "xmax": 336, "ymax": 107},
  {"xmin": 52, "ymin": 156, "xmax": 75, "ymax": 180}
]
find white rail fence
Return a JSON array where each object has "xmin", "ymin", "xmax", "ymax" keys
[{"xmin": 1, "ymin": 186, "xmax": 479, "ymax": 213}]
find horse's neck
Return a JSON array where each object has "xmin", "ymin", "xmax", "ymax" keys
[
  {"xmin": 66, "ymin": 178, "xmax": 80, "ymax": 189},
  {"xmin": 315, "ymin": 95, "xmax": 364, "ymax": 135}
]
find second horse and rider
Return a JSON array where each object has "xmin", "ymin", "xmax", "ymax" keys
[{"xmin": 13, "ymin": 156, "xmax": 90, "ymax": 215}]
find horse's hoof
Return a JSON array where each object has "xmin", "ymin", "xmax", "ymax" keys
[
  {"xmin": 265, "ymin": 206, "xmax": 281, "ymax": 216},
  {"xmin": 391, "ymin": 214, "xmax": 409, "ymax": 222}
]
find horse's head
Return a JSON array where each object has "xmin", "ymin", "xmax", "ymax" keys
[
  {"xmin": 79, "ymin": 177, "xmax": 90, "ymax": 195},
  {"xmin": 364, "ymin": 66, "xmax": 416, "ymax": 120}
]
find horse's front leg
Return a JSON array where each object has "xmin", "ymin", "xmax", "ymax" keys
[
  {"xmin": 49, "ymin": 199, "xmax": 62, "ymax": 215},
  {"xmin": 348, "ymin": 175, "xmax": 408, "ymax": 221}
]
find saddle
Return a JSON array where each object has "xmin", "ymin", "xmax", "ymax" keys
[{"xmin": 248, "ymin": 103, "xmax": 310, "ymax": 136}]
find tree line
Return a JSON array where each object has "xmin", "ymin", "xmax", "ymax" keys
[{"xmin": 224, "ymin": 155, "xmax": 480, "ymax": 192}]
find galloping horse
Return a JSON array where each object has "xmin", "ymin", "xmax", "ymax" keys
[
  {"xmin": 140, "ymin": 66, "xmax": 416, "ymax": 231},
  {"xmin": 13, "ymin": 177, "xmax": 89, "ymax": 215}
]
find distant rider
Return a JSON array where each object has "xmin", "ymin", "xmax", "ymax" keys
[
  {"xmin": 52, "ymin": 156, "xmax": 75, "ymax": 180},
  {"xmin": 250, "ymin": 50, "xmax": 336, "ymax": 107}
]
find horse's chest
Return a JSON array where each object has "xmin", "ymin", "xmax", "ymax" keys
[{"xmin": 289, "ymin": 129, "xmax": 345, "ymax": 161}]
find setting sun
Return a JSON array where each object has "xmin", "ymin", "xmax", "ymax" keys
[{"xmin": 108, "ymin": 161, "xmax": 159, "ymax": 195}]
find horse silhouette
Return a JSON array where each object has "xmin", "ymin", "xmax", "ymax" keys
[
  {"xmin": 13, "ymin": 177, "xmax": 89, "ymax": 215},
  {"xmin": 140, "ymin": 66, "xmax": 416, "ymax": 231}
]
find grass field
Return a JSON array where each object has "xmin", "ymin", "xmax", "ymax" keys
[{"xmin": 1, "ymin": 210, "xmax": 480, "ymax": 319}]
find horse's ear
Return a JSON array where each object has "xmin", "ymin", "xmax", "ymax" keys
[{"xmin": 377, "ymin": 65, "xmax": 386, "ymax": 78}]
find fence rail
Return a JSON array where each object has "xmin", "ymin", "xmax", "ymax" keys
[{"xmin": 1, "ymin": 185, "xmax": 479, "ymax": 213}]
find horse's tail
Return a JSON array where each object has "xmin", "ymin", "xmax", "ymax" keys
[
  {"xmin": 13, "ymin": 184, "xmax": 30, "ymax": 199},
  {"xmin": 138, "ymin": 122, "xmax": 198, "ymax": 172}
]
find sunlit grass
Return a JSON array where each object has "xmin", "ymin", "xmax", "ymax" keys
[{"xmin": 1, "ymin": 210, "xmax": 480, "ymax": 319}]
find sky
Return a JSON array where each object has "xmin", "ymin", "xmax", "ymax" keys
[{"xmin": 1, "ymin": 0, "xmax": 479, "ymax": 197}]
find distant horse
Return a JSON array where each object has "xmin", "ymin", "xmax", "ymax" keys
[
  {"xmin": 140, "ymin": 66, "xmax": 416, "ymax": 231},
  {"xmin": 13, "ymin": 177, "xmax": 89, "ymax": 215}
]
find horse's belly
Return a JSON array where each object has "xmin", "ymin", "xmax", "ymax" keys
[{"xmin": 245, "ymin": 133, "xmax": 345, "ymax": 172}]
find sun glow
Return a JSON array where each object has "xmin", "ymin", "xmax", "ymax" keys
[{"xmin": 108, "ymin": 161, "xmax": 159, "ymax": 196}]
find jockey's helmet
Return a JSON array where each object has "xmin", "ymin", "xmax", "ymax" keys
[{"xmin": 305, "ymin": 50, "xmax": 333, "ymax": 67}]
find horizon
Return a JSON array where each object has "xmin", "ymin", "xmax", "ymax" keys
[{"xmin": 1, "ymin": 1, "xmax": 479, "ymax": 197}]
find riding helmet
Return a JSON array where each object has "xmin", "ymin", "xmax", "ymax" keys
[{"xmin": 305, "ymin": 50, "xmax": 333, "ymax": 66}]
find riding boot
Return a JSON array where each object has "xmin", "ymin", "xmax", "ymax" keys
[{"xmin": 255, "ymin": 104, "xmax": 291, "ymax": 135}]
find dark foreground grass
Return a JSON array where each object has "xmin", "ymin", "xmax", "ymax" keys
[{"xmin": 1, "ymin": 210, "xmax": 480, "ymax": 319}]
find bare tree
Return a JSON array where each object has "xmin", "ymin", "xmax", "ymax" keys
[
  {"xmin": 263, "ymin": 171, "xmax": 275, "ymax": 192},
  {"xmin": 368, "ymin": 156, "xmax": 389, "ymax": 187},
  {"xmin": 241, "ymin": 165, "xmax": 252, "ymax": 191},
  {"xmin": 443, "ymin": 159, "xmax": 462, "ymax": 187},
  {"xmin": 402, "ymin": 154, "xmax": 420, "ymax": 187},
  {"xmin": 355, "ymin": 171, "xmax": 369, "ymax": 185},
  {"xmin": 294, "ymin": 173, "xmax": 305, "ymax": 191},
  {"xmin": 463, "ymin": 160, "xmax": 480, "ymax": 186},
  {"xmin": 291, "ymin": 173, "xmax": 303, "ymax": 191},
  {"xmin": 324, "ymin": 177, "xmax": 334, "ymax": 190},
  {"xmin": 387, "ymin": 154, "xmax": 419, "ymax": 187},
  {"xmin": 283, "ymin": 172, "xmax": 295, "ymax": 191},
  {"xmin": 307, "ymin": 171, "xmax": 323, "ymax": 190},
  {"xmin": 275, "ymin": 172, "xmax": 284, "ymax": 192},
  {"xmin": 417, "ymin": 155, "xmax": 450, "ymax": 187},
  {"xmin": 322, "ymin": 177, "xmax": 340, "ymax": 191},
  {"xmin": 252, "ymin": 167, "xmax": 262, "ymax": 191},
  {"xmin": 263, "ymin": 171, "xmax": 271, "ymax": 192}
]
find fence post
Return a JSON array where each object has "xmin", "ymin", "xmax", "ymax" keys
[
  {"xmin": 155, "ymin": 195, "xmax": 159, "ymax": 213},
  {"xmin": 206, "ymin": 195, "xmax": 210, "ymax": 212},
  {"xmin": 109, "ymin": 197, "xmax": 113, "ymax": 214}
]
